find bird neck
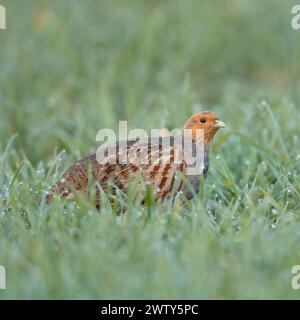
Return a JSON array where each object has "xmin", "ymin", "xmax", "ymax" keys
[{"xmin": 204, "ymin": 128, "xmax": 218, "ymax": 145}]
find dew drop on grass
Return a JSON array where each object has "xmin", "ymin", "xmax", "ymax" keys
[
  {"xmin": 257, "ymin": 198, "xmax": 263, "ymax": 205},
  {"xmin": 261, "ymin": 161, "xmax": 267, "ymax": 169},
  {"xmin": 216, "ymin": 154, "xmax": 220, "ymax": 160},
  {"xmin": 260, "ymin": 100, "xmax": 268, "ymax": 108}
]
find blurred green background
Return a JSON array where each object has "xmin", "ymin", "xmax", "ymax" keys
[{"xmin": 0, "ymin": 0, "xmax": 300, "ymax": 299}]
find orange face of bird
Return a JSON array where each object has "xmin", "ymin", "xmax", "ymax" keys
[{"xmin": 183, "ymin": 112, "xmax": 226, "ymax": 144}]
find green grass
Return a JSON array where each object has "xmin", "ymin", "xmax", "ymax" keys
[{"xmin": 0, "ymin": 0, "xmax": 300, "ymax": 299}]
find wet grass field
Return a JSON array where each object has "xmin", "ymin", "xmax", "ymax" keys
[{"xmin": 0, "ymin": 0, "xmax": 300, "ymax": 299}]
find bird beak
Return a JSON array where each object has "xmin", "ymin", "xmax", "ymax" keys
[{"xmin": 215, "ymin": 120, "xmax": 226, "ymax": 128}]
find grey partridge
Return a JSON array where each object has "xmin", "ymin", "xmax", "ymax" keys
[{"xmin": 45, "ymin": 112, "xmax": 225, "ymax": 207}]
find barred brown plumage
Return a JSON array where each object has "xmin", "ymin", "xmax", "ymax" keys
[{"xmin": 45, "ymin": 112, "xmax": 225, "ymax": 207}]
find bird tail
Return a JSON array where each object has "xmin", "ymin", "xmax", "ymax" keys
[{"xmin": 41, "ymin": 180, "xmax": 72, "ymax": 205}]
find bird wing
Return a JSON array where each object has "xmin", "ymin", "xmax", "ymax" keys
[{"xmin": 50, "ymin": 136, "xmax": 186, "ymax": 203}]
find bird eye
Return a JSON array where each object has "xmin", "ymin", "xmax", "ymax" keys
[{"xmin": 200, "ymin": 118, "xmax": 206, "ymax": 123}]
